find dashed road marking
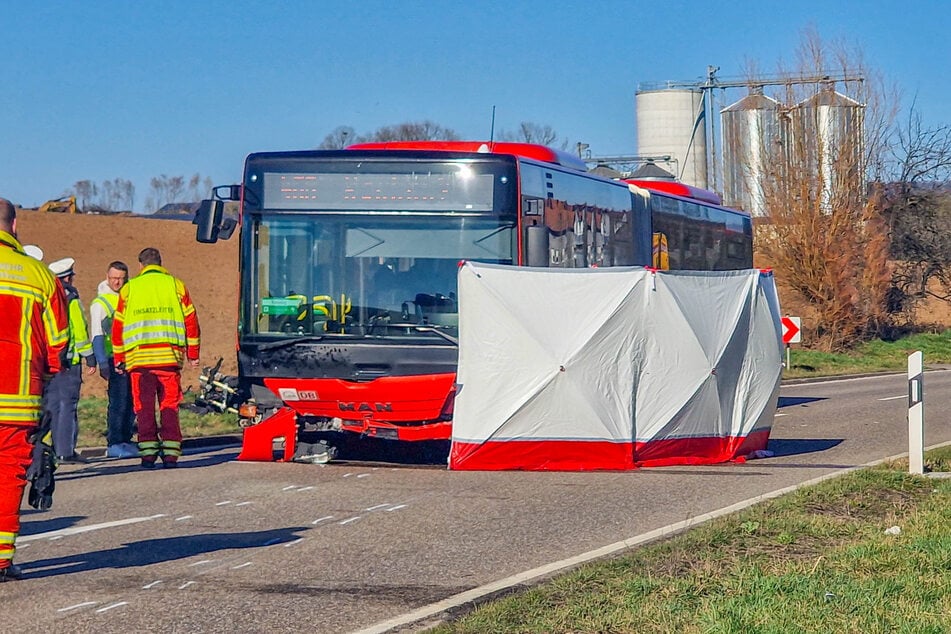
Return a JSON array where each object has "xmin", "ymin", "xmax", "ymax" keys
[
  {"xmin": 178, "ymin": 581, "xmax": 196, "ymax": 590},
  {"xmin": 231, "ymin": 562, "xmax": 252, "ymax": 570},
  {"xmin": 386, "ymin": 504, "xmax": 407, "ymax": 512},
  {"xmin": 142, "ymin": 581, "xmax": 163, "ymax": 589},
  {"xmin": 312, "ymin": 516, "xmax": 334, "ymax": 524},
  {"xmin": 215, "ymin": 501, "xmax": 232, "ymax": 506},
  {"xmin": 58, "ymin": 601, "xmax": 98, "ymax": 612},
  {"xmin": 175, "ymin": 516, "xmax": 192, "ymax": 521},
  {"xmin": 235, "ymin": 501, "xmax": 252, "ymax": 506},
  {"xmin": 96, "ymin": 602, "xmax": 128, "ymax": 613},
  {"xmin": 339, "ymin": 516, "xmax": 361, "ymax": 525},
  {"xmin": 296, "ymin": 486, "xmax": 315, "ymax": 492},
  {"xmin": 284, "ymin": 538, "xmax": 304, "ymax": 547},
  {"xmin": 21, "ymin": 514, "xmax": 166, "ymax": 543},
  {"xmin": 189, "ymin": 560, "xmax": 214, "ymax": 567}
]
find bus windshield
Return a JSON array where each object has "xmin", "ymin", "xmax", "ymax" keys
[{"xmin": 244, "ymin": 214, "xmax": 515, "ymax": 339}]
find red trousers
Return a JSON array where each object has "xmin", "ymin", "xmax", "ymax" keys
[
  {"xmin": 131, "ymin": 367, "xmax": 184, "ymax": 463},
  {"xmin": 0, "ymin": 425, "xmax": 32, "ymax": 568}
]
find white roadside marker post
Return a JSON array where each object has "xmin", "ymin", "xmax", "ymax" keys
[{"xmin": 908, "ymin": 351, "xmax": 924, "ymax": 475}]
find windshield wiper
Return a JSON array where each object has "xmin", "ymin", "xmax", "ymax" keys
[
  {"xmin": 413, "ymin": 326, "xmax": 458, "ymax": 346},
  {"xmin": 256, "ymin": 335, "xmax": 326, "ymax": 351}
]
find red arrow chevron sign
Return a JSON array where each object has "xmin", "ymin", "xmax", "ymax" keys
[{"xmin": 781, "ymin": 316, "xmax": 801, "ymax": 344}]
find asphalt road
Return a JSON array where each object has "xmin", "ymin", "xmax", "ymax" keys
[{"xmin": 7, "ymin": 370, "xmax": 951, "ymax": 633}]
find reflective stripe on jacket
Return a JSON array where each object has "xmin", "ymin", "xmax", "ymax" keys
[
  {"xmin": 112, "ymin": 264, "xmax": 200, "ymax": 370},
  {"xmin": 90, "ymin": 288, "xmax": 119, "ymax": 355},
  {"xmin": 0, "ymin": 230, "xmax": 69, "ymax": 424},
  {"xmin": 63, "ymin": 285, "xmax": 93, "ymax": 365}
]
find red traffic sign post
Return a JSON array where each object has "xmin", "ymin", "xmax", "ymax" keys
[
  {"xmin": 781, "ymin": 316, "xmax": 801, "ymax": 372},
  {"xmin": 782, "ymin": 316, "xmax": 801, "ymax": 344}
]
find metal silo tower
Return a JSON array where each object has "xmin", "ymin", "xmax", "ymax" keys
[{"xmin": 721, "ymin": 90, "xmax": 783, "ymax": 217}]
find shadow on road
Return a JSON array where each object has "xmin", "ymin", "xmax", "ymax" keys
[
  {"xmin": 777, "ymin": 395, "xmax": 827, "ymax": 408},
  {"xmin": 20, "ymin": 514, "xmax": 85, "ymax": 536},
  {"xmin": 54, "ymin": 450, "xmax": 240, "ymax": 482},
  {"xmin": 301, "ymin": 430, "xmax": 450, "ymax": 466},
  {"xmin": 21, "ymin": 527, "xmax": 308, "ymax": 578},
  {"xmin": 767, "ymin": 438, "xmax": 844, "ymax": 457}
]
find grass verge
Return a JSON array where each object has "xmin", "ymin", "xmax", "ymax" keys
[
  {"xmin": 432, "ymin": 448, "xmax": 951, "ymax": 633},
  {"xmin": 784, "ymin": 331, "xmax": 951, "ymax": 378},
  {"xmin": 77, "ymin": 396, "xmax": 238, "ymax": 449}
]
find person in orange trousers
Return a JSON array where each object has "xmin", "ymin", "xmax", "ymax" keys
[
  {"xmin": 112, "ymin": 247, "xmax": 200, "ymax": 469},
  {"xmin": 0, "ymin": 198, "xmax": 69, "ymax": 581}
]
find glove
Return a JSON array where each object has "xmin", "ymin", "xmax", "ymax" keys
[{"xmin": 26, "ymin": 431, "xmax": 56, "ymax": 511}]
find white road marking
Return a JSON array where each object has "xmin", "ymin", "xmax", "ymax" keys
[
  {"xmin": 284, "ymin": 538, "xmax": 304, "ymax": 547},
  {"xmin": 385, "ymin": 504, "xmax": 407, "ymax": 512},
  {"xmin": 311, "ymin": 516, "xmax": 334, "ymax": 524},
  {"xmin": 356, "ymin": 474, "xmax": 370, "ymax": 478},
  {"xmin": 365, "ymin": 503, "xmax": 390, "ymax": 511},
  {"xmin": 878, "ymin": 395, "xmax": 906, "ymax": 401},
  {"xmin": 339, "ymin": 516, "xmax": 361, "ymax": 525},
  {"xmin": 142, "ymin": 581, "xmax": 163, "ymax": 589},
  {"xmin": 231, "ymin": 562, "xmax": 252, "ymax": 569},
  {"xmin": 95, "ymin": 602, "xmax": 128, "ymax": 613},
  {"xmin": 215, "ymin": 501, "xmax": 232, "ymax": 506},
  {"xmin": 20, "ymin": 514, "xmax": 166, "ymax": 543},
  {"xmin": 58, "ymin": 601, "xmax": 98, "ymax": 612},
  {"xmin": 774, "ymin": 413, "xmax": 788, "ymax": 417},
  {"xmin": 282, "ymin": 485, "xmax": 299, "ymax": 490},
  {"xmin": 49, "ymin": 535, "xmax": 63, "ymax": 541},
  {"xmin": 175, "ymin": 515, "xmax": 192, "ymax": 521},
  {"xmin": 178, "ymin": 581, "xmax": 196, "ymax": 590},
  {"xmin": 296, "ymin": 486, "xmax": 315, "ymax": 492},
  {"xmin": 235, "ymin": 501, "xmax": 252, "ymax": 506},
  {"xmin": 343, "ymin": 473, "xmax": 354, "ymax": 478},
  {"xmin": 189, "ymin": 559, "xmax": 213, "ymax": 567}
]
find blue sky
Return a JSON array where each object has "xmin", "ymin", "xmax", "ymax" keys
[{"xmin": 3, "ymin": 1, "xmax": 947, "ymax": 211}]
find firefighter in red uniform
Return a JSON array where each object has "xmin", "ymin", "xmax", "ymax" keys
[
  {"xmin": 0, "ymin": 198, "xmax": 68, "ymax": 581},
  {"xmin": 112, "ymin": 247, "xmax": 200, "ymax": 468}
]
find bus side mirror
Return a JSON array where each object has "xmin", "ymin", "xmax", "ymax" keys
[
  {"xmin": 195, "ymin": 199, "xmax": 224, "ymax": 244},
  {"xmin": 525, "ymin": 225, "xmax": 550, "ymax": 267}
]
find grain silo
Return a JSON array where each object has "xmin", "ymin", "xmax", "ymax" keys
[
  {"xmin": 790, "ymin": 86, "xmax": 864, "ymax": 212},
  {"xmin": 635, "ymin": 86, "xmax": 708, "ymax": 189},
  {"xmin": 720, "ymin": 90, "xmax": 783, "ymax": 217}
]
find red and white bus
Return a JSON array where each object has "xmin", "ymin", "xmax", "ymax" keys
[{"xmin": 195, "ymin": 141, "xmax": 752, "ymax": 460}]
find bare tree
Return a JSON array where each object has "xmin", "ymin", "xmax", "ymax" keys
[
  {"xmin": 752, "ymin": 27, "xmax": 898, "ymax": 349},
  {"xmin": 69, "ymin": 178, "xmax": 134, "ymax": 211},
  {"xmin": 366, "ymin": 120, "xmax": 459, "ymax": 142},
  {"xmin": 318, "ymin": 126, "xmax": 359, "ymax": 149},
  {"xmin": 500, "ymin": 122, "xmax": 559, "ymax": 145},
  {"xmin": 145, "ymin": 175, "xmax": 187, "ymax": 211},
  {"xmin": 882, "ymin": 106, "xmax": 951, "ymax": 317}
]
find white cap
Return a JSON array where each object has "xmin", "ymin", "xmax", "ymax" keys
[
  {"xmin": 49, "ymin": 257, "xmax": 76, "ymax": 278},
  {"xmin": 23, "ymin": 244, "xmax": 44, "ymax": 261}
]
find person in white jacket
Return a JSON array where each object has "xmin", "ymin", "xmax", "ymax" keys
[{"xmin": 89, "ymin": 262, "xmax": 138, "ymax": 458}]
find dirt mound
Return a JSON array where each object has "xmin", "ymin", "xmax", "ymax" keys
[{"xmin": 16, "ymin": 210, "xmax": 238, "ymax": 399}]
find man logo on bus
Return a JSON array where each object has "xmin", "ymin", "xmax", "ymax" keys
[{"xmin": 338, "ymin": 402, "xmax": 393, "ymax": 413}]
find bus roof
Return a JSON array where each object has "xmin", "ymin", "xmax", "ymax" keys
[
  {"xmin": 346, "ymin": 141, "xmax": 589, "ymax": 172},
  {"xmin": 625, "ymin": 179, "xmax": 724, "ymax": 206}
]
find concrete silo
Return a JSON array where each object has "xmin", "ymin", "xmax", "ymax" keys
[
  {"xmin": 720, "ymin": 90, "xmax": 783, "ymax": 217},
  {"xmin": 635, "ymin": 86, "xmax": 708, "ymax": 189}
]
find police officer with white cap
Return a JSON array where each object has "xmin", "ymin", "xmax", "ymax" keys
[{"xmin": 45, "ymin": 257, "xmax": 96, "ymax": 464}]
